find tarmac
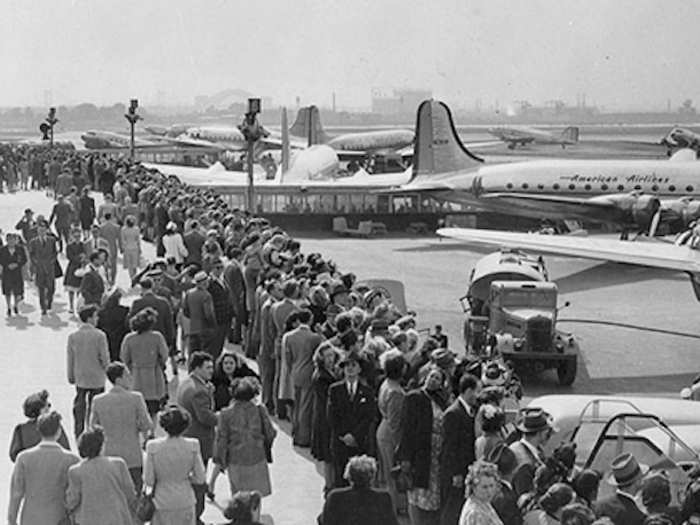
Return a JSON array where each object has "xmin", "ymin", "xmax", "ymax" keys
[{"xmin": 0, "ymin": 189, "xmax": 698, "ymax": 524}]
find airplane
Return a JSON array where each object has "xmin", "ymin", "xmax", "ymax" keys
[
  {"xmin": 661, "ymin": 127, "xmax": 700, "ymax": 154},
  {"xmin": 287, "ymin": 106, "xmax": 415, "ymax": 159},
  {"xmin": 488, "ymin": 125, "xmax": 579, "ymax": 149},
  {"xmin": 144, "ymin": 124, "xmax": 194, "ymax": 138},
  {"xmin": 166, "ymin": 125, "xmax": 251, "ymax": 151},
  {"xmin": 436, "ymin": 226, "xmax": 700, "ymax": 301},
  {"xmin": 80, "ymin": 130, "xmax": 163, "ymax": 149},
  {"xmin": 387, "ymin": 99, "xmax": 700, "ymax": 237}
]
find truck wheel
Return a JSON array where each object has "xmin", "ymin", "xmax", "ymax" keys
[{"xmin": 557, "ymin": 358, "xmax": 577, "ymax": 386}]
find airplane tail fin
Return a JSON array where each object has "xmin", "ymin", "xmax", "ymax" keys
[
  {"xmin": 289, "ymin": 105, "xmax": 330, "ymax": 146},
  {"xmin": 561, "ymin": 126, "xmax": 579, "ymax": 144},
  {"xmin": 412, "ymin": 100, "xmax": 483, "ymax": 179},
  {"xmin": 281, "ymin": 107, "xmax": 290, "ymax": 173}
]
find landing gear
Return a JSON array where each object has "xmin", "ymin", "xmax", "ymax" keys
[{"xmin": 557, "ymin": 357, "xmax": 577, "ymax": 386}]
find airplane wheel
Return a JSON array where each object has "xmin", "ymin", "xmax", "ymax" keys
[{"xmin": 557, "ymin": 358, "xmax": 577, "ymax": 386}]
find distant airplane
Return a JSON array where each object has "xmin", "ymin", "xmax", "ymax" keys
[
  {"xmin": 387, "ymin": 99, "xmax": 700, "ymax": 237},
  {"xmin": 144, "ymin": 124, "xmax": 194, "ymax": 138},
  {"xmin": 80, "ymin": 130, "xmax": 162, "ymax": 149},
  {"xmin": 436, "ymin": 226, "xmax": 700, "ymax": 301},
  {"xmin": 488, "ymin": 125, "xmax": 579, "ymax": 149},
  {"xmin": 661, "ymin": 127, "xmax": 700, "ymax": 154},
  {"xmin": 288, "ymin": 106, "xmax": 415, "ymax": 159},
  {"xmin": 166, "ymin": 125, "xmax": 251, "ymax": 151}
]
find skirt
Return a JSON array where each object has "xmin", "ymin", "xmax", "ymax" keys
[
  {"xmin": 227, "ymin": 460, "xmax": 272, "ymax": 497},
  {"xmin": 152, "ymin": 506, "xmax": 195, "ymax": 525},
  {"xmin": 123, "ymin": 249, "xmax": 140, "ymax": 270}
]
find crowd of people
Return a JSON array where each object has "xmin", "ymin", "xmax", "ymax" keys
[{"xmin": 3, "ymin": 145, "xmax": 700, "ymax": 525}]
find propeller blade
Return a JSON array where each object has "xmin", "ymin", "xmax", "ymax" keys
[{"xmin": 649, "ymin": 210, "xmax": 662, "ymax": 237}]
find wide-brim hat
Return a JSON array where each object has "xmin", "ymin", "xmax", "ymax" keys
[
  {"xmin": 193, "ymin": 271, "xmax": 208, "ymax": 283},
  {"xmin": 607, "ymin": 452, "xmax": 649, "ymax": 486},
  {"xmin": 430, "ymin": 348, "xmax": 456, "ymax": 369},
  {"xmin": 338, "ymin": 351, "xmax": 362, "ymax": 368},
  {"xmin": 515, "ymin": 408, "xmax": 555, "ymax": 434}
]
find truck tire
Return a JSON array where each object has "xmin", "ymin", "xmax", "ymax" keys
[{"xmin": 557, "ymin": 358, "xmax": 577, "ymax": 386}]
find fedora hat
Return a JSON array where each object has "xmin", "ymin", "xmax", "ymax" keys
[
  {"xmin": 515, "ymin": 408, "xmax": 555, "ymax": 434},
  {"xmin": 607, "ymin": 452, "xmax": 649, "ymax": 486},
  {"xmin": 193, "ymin": 271, "xmax": 208, "ymax": 284}
]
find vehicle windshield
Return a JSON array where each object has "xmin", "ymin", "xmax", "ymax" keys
[{"xmin": 499, "ymin": 290, "xmax": 556, "ymax": 308}]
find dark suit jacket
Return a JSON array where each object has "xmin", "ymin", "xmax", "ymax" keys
[
  {"xmin": 183, "ymin": 230, "xmax": 205, "ymax": 266},
  {"xmin": 440, "ymin": 398, "xmax": 476, "ymax": 484},
  {"xmin": 207, "ymin": 277, "xmax": 234, "ymax": 326},
  {"xmin": 594, "ymin": 491, "xmax": 647, "ymax": 525},
  {"xmin": 129, "ymin": 292, "xmax": 175, "ymax": 348},
  {"xmin": 492, "ymin": 480, "xmax": 522, "ymax": 525},
  {"xmin": 79, "ymin": 267, "xmax": 105, "ymax": 305},
  {"xmin": 176, "ymin": 373, "xmax": 218, "ymax": 461},
  {"xmin": 396, "ymin": 389, "xmax": 436, "ymax": 488},
  {"xmin": 320, "ymin": 486, "xmax": 398, "ymax": 525},
  {"xmin": 327, "ymin": 380, "xmax": 376, "ymax": 454},
  {"xmin": 223, "ymin": 259, "xmax": 246, "ymax": 317},
  {"xmin": 27, "ymin": 235, "xmax": 58, "ymax": 277}
]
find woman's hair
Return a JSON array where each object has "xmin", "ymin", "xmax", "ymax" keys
[
  {"xmin": 343, "ymin": 455, "xmax": 377, "ymax": 488},
  {"xmin": 232, "ymin": 377, "xmax": 258, "ymax": 402},
  {"xmin": 479, "ymin": 405, "xmax": 506, "ymax": 434},
  {"xmin": 159, "ymin": 406, "xmax": 191, "ymax": 436},
  {"xmin": 465, "ymin": 460, "xmax": 500, "ymax": 497},
  {"xmin": 23, "ymin": 389, "xmax": 50, "ymax": 419},
  {"xmin": 313, "ymin": 341, "xmax": 340, "ymax": 370},
  {"xmin": 124, "ymin": 215, "xmax": 136, "ymax": 227},
  {"xmin": 572, "ymin": 469, "xmax": 600, "ymax": 504},
  {"xmin": 539, "ymin": 482, "xmax": 575, "ymax": 515},
  {"xmin": 641, "ymin": 473, "xmax": 672, "ymax": 508},
  {"xmin": 223, "ymin": 490, "xmax": 261, "ymax": 523},
  {"xmin": 102, "ymin": 288, "xmax": 123, "ymax": 309},
  {"xmin": 77, "ymin": 426, "xmax": 105, "ymax": 459},
  {"xmin": 129, "ymin": 306, "xmax": 158, "ymax": 333},
  {"xmin": 383, "ymin": 351, "xmax": 407, "ymax": 380},
  {"xmin": 560, "ymin": 502, "xmax": 596, "ymax": 525},
  {"xmin": 214, "ymin": 350, "xmax": 240, "ymax": 378}
]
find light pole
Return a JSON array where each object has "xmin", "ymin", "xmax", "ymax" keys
[
  {"xmin": 124, "ymin": 98, "xmax": 141, "ymax": 161},
  {"xmin": 45, "ymin": 107, "xmax": 58, "ymax": 147},
  {"xmin": 238, "ymin": 98, "xmax": 268, "ymax": 212}
]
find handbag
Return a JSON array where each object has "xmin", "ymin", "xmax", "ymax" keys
[
  {"xmin": 257, "ymin": 405, "xmax": 274, "ymax": 463},
  {"xmin": 135, "ymin": 488, "xmax": 156, "ymax": 522},
  {"xmin": 54, "ymin": 259, "xmax": 64, "ymax": 278}
]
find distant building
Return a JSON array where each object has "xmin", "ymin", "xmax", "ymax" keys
[{"xmin": 371, "ymin": 88, "xmax": 432, "ymax": 115}]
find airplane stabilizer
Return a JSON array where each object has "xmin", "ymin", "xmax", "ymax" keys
[
  {"xmin": 561, "ymin": 126, "xmax": 579, "ymax": 144},
  {"xmin": 289, "ymin": 105, "xmax": 330, "ymax": 146}
]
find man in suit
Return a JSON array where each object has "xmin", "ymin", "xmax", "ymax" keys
[
  {"xmin": 129, "ymin": 276, "xmax": 175, "ymax": 353},
  {"xmin": 67, "ymin": 304, "xmax": 109, "ymax": 438},
  {"xmin": 27, "ymin": 220, "xmax": 59, "ymax": 315},
  {"xmin": 259, "ymin": 280, "xmax": 282, "ymax": 413},
  {"xmin": 206, "ymin": 257, "xmax": 234, "ymax": 359},
  {"xmin": 594, "ymin": 453, "xmax": 648, "ymax": 525},
  {"xmin": 284, "ymin": 309, "xmax": 322, "ymax": 447},
  {"xmin": 83, "ymin": 223, "xmax": 110, "ymax": 257},
  {"xmin": 176, "ymin": 351, "xmax": 217, "ymax": 525},
  {"xmin": 223, "ymin": 246, "xmax": 246, "ymax": 345},
  {"xmin": 48, "ymin": 194, "xmax": 74, "ymax": 253},
  {"xmin": 327, "ymin": 352, "xmax": 377, "ymax": 488},
  {"xmin": 440, "ymin": 373, "xmax": 481, "ymax": 525},
  {"xmin": 183, "ymin": 271, "xmax": 217, "ymax": 355},
  {"xmin": 79, "ymin": 252, "xmax": 105, "ymax": 306},
  {"xmin": 321, "ymin": 455, "xmax": 399, "ymax": 525},
  {"xmin": 183, "ymin": 220, "xmax": 206, "ymax": 267},
  {"xmin": 487, "ymin": 444, "xmax": 522, "ymax": 525},
  {"xmin": 271, "ymin": 279, "xmax": 300, "ymax": 419},
  {"xmin": 509, "ymin": 408, "xmax": 553, "ymax": 496},
  {"xmin": 8, "ymin": 411, "xmax": 80, "ymax": 525},
  {"xmin": 98, "ymin": 213, "xmax": 121, "ymax": 285},
  {"xmin": 90, "ymin": 362, "xmax": 153, "ymax": 492}
]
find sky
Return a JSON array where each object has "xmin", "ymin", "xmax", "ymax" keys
[{"xmin": 0, "ymin": 0, "xmax": 698, "ymax": 111}]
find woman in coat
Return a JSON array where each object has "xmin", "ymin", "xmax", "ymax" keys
[
  {"xmin": 376, "ymin": 351, "xmax": 407, "ymax": 515},
  {"xmin": 212, "ymin": 350, "xmax": 261, "ymax": 411},
  {"xmin": 63, "ymin": 228, "xmax": 86, "ymax": 313},
  {"xmin": 162, "ymin": 222, "xmax": 188, "ymax": 264},
  {"xmin": 0, "ymin": 232, "xmax": 27, "ymax": 316},
  {"xmin": 120, "ymin": 307, "xmax": 169, "ymax": 419},
  {"xmin": 214, "ymin": 377, "xmax": 276, "ymax": 498},
  {"xmin": 120, "ymin": 215, "xmax": 142, "ymax": 280},
  {"xmin": 310, "ymin": 342, "xmax": 341, "ymax": 494},
  {"xmin": 144, "ymin": 406, "xmax": 207, "ymax": 525},
  {"xmin": 78, "ymin": 186, "xmax": 96, "ymax": 238},
  {"xmin": 97, "ymin": 289, "xmax": 130, "ymax": 362},
  {"xmin": 9, "ymin": 389, "xmax": 70, "ymax": 462},
  {"xmin": 66, "ymin": 427, "xmax": 136, "ymax": 525},
  {"xmin": 396, "ymin": 366, "xmax": 450, "ymax": 525}
]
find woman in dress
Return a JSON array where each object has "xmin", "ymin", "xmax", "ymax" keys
[
  {"xmin": 475, "ymin": 405, "xmax": 507, "ymax": 461},
  {"xmin": 376, "ymin": 351, "xmax": 407, "ymax": 515},
  {"xmin": 310, "ymin": 342, "xmax": 341, "ymax": 494},
  {"xmin": 120, "ymin": 307, "xmax": 169, "ymax": 420},
  {"xmin": 120, "ymin": 215, "xmax": 142, "ymax": 280},
  {"xmin": 214, "ymin": 377, "xmax": 276, "ymax": 498},
  {"xmin": 144, "ymin": 406, "xmax": 206, "ymax": 525},
  {"xmin": 64, "ymin": 227, "xmax": 86, "ymax": 313},
  {"xmin": 459, "ymin": 460, "xmax": 504, "ymax": 525},
  {"xmin": 65, "ymin": 427, "xmax": 136, "ymax": 525},
  {"xmin": 396, "ymin": 366, "xmax": 450, "ymax": 525},
  {"xmin": 78, "ymin": 186, "xmax": 96, "ymax": 239},
  {"xmin": 212, "ymin": 350, "xmax": 260, "ymax": 411},
  {"xmin": 0, "ymin": 232, "xmax": 27, "ymax": 316},
  {"xmin": 162, "ymin": 221, "xmax": 188, "ymax": 264}
]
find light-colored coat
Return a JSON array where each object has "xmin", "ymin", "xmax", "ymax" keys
[
  {"xmin": 66, "ymin": 323, "xmax": 109, "ymax": 389},
  {"xmin": 176, "ymin": 374, "xmax": 218, "ymax": 461},
  {"xmin": 8, "ymin": 442, "xmax": 80, "ymax": 525},
  {"xmin": 66, "ymin": 456, "xmax": 136, "ymax": 525},
  {"xmin": 144, "ymin": 436, "xmax": 206, "ymax": 510},
  {"xmin": 120, "ymin": 331, "xmax": 169, "ymax": 401},
  {"xmin": 182, "ymin": 287, "xmax": 216, "ymax": 335},
  {"xmin": 90, "ymin": 386, "xmax": 153, "ymax": 468},
  {"xmin": 284, "ymin": 324, "xmax": 322, "ymax": 388},
  {"xmin": 162, "ymin": 232, "xmax": 188, "ymax": 263}
]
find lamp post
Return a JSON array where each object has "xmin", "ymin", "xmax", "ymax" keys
[
  {"xmin": 45, "ymin": 107, "xmax": 58, "ymax": 147},
  {"xmin": 124, "ymin": 98, "xmax": 141, "ymax": 161},
  {"xmin": 238, "ymin": 98, "xmax": 268, "ymax": 212}
]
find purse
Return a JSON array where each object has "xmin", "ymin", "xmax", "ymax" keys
[
  {"xmin": 257, "ymin": 405, "xmax": 274, "ymax": 463},
  {"xmin": 54, "ymin": 259, "xmax": 64, "ymax": 278},
  {"xmin": 135, "ymin": 488, "xmax": 156, "ymax": 521}
]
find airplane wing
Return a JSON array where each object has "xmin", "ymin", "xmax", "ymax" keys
[
  {"xmin": 436, "ymin": 227, "xmax": 700, "ymax": 274},
  {"xmin": 161, "ymin": 135, "xmax": 229, "ymax": 150}
]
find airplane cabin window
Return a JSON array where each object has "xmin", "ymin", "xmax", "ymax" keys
[
  {"xmin": 617, "ymin": 185, "xmax": 624, "ymax": 191},
  {"xmin": 634, "ymin": 184, "xmax": 642, "ymax": 190},
  {"xmin": 651, "ymin": 185, "xmax": 659, "ymax": 192},
  {"xmin": 669, "ymin": 185, "xmax": 676, "ymax": 192},
  {"xmin": 687, "ymin": 185, "xmax": 694, "ymax": 192},
  {"xmin": 568, "ymin": 184, "xmax": 575, "ymax": 190},
  {"xmin": 521, "ymin": 183, "xmax": 529, "ymax": 189},
  {"xmin": 584, "ymin": 184, "xmax": 591, "ymax": 191},
  {"xmin": 552, "ymin": 183, "xmax": 560, "ymax": 190},
  {"xmin": 537, "ymin": 184, "xmax": 544, "ymax": 190},
  {"xmin": 601, "ymin": 184, "xmax": 609, "ymax": 190},
  {"xmin": 506, "ymin": 183, "xmax": 513, "ymax": 189}
]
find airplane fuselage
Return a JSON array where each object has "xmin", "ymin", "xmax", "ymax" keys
[
  {"xmin": 81, "ymin": 130, "xmax": 158, "ymax": 149},
  {"xmin": 325, "ymin": 129, "xmax": 414, "ymax": 152},
  {"xmin": 488, "ymin": 126, "xmax": 574, "ymax": 146}
]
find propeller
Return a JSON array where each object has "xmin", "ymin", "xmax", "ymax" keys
[{"xmin": 648, "ymin": 209, "xmax": 661, "ymax": 237}]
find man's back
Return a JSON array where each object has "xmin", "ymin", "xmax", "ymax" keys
[
  {"xmin": 322, "ymin": 486, "xmax": 398, "ymax": 525},
  {"xmin": 99, "ymin": 222, "xmax": 120, "ymax": 249},
  {"xmin": 130, "ymin": 292, "xmax": 174, "ymax": 346},
  {"xmin": 183, "ymin": 287, "xmax": 215, "ymax": 334},
  {"xmin": 11, "ymin": 443, "xmax": 79, "ymax": 525},
  {"xmin": 183, "ymin": 230, "xmax": 205, "ymax": 265},
  {"xmin": 285, "ymin": 326, "xmax": 322, "ymax": 386},
  {"xmin": 176, "ymin": 374, "xmax": 217, "ymax": 458},
  {"xmin": 67, "ymin": 324, "xmax": 108, "ymax": 389},
  {"xmin": 594, "ymin": 492, "xmax": 646, "ymax": 525}
]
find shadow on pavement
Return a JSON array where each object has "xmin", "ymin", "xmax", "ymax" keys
[
  {"xmin": 38, "ymin": 312, "xmax": 69, "ymax": 330},
  {"xmin": 5, "ymin": 315, "xmax": 35, "ymax": 330}
]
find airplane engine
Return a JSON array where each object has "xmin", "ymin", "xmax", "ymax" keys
[
  {"xmin": 657, "ymin": 198, "xmax": 700, "ymax": 233},
  {"xmin": 630, "ymin": 194, "xmax": 661, "ymax": 230}
]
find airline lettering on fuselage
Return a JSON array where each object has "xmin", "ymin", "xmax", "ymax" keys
[{"xmin": 559, "ymin": 174, "xmax": 671, "ymax": 184}]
